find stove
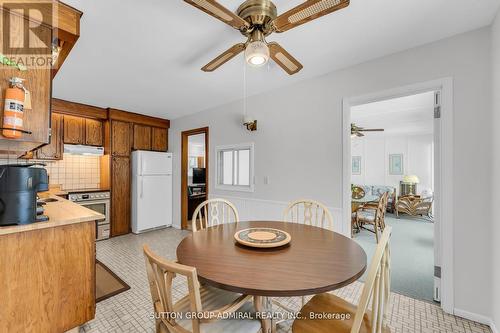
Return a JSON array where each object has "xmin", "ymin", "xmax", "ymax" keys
[{"xmin": 69, "ymin": 190, "xmax": 110, "ymax": 240}]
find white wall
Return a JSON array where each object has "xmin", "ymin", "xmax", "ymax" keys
[
  {"xmin": 491, "ymin": 9, "xmax": 500, "ymax": 333},
  {"xmin": 170, "ymin": 28, "xmax": 492, "ymax": 318},
  {"xmin": 351, "ymin": 134, "xmax": 433, "ymax": 195}
]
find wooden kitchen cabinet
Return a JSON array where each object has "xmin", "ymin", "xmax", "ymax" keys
[
  {"xmin": 63, "ymin": 115, "xmax": 85, "ymax": 144},
  {"xmin": 0, "ymin": 3, "xmax": 82, "ymax": 155},
  {"xmin": 0, "ymin": 220, "xmax": 96, "ymax": 332},
  {"xmin": 111, "ymin": 156, "xmax": 130, "ymax": 236},
  {"xmin": 85, "ymin": 118, "xmax": 103, "ymax": 146},
  {"xmin": 111, "ymin": 121, "xmax": 131, "ymax": 157},
  {"xmin": 36, "ymin": 113, "xmax": 63, "ymax": 160},
  {"xmin": 133, "ymin": 124, "xmax": 152, "ymax": 150},
  {"xmin": 152, "ymin": 127, "xmax": 168, "ymax": 152}
]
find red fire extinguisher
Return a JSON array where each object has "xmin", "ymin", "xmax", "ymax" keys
[{"xmin": 2, "ymin": 77, "xmax": 27, "ymax": 139}]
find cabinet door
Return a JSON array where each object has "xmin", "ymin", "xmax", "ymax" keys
[
  {"xmin": 111, "ymin": 156, "xmax": 130, "ymax": 236},
  {"xmin": 85, "ymin": 119, "xmax": 103, "ymax": 146},
  {"xmin": 152, "ymin": 127, "xmax": 168, "ymax": 152},
  {"xmin": 111, "ymin": 121, "xmax": 131, "ymax": 157},
  {"xmin": 37, "ymin": 113, "xmax": 63, "ymax": 160},
  {"xmin": 133, "ymin": 124, "xmax": 152, "ymax": 150},
  {"xmin": 63, "ymin": 115, "xmax": 85, "ymax": 144}
]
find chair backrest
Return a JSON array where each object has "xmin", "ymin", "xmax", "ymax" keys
[
  {"xmin": 192, "ymin": 198, "xmax": 239, "ymax": 232},
  {"xmin": 350, "ymin": 226, "xmax": 392, "ymax": 333},
  {"xmin": 143, "ymin": 245, "xmax": 203, "ymax": 333},
  {"xmin": 283, "ymin": 199, "xmax": 334, "ymax": 230},
  {"xmin": 374, "ymin": 192, "xmax": 389, "ymax": 229}
]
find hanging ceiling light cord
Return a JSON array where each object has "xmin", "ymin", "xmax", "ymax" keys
[{"xmin": 243, "ymin": 58, "xmax": 247, "ymax": 118}]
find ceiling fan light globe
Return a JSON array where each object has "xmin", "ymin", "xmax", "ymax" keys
[{"xmin": 245, "ymin": 41, "xmax": 269, "ymax": 67}]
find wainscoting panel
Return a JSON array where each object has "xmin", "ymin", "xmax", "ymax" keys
[{"xmin": 210, "ymin": 195, "xmax": 346, "ymax": 235}]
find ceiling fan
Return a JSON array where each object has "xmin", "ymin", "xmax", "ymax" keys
[
  {"xmin": 183, "ymin": 0, "xmax": 350, "ymax": 75},
  {"xmin": 351, "ymin": 123, "xmax": 385, "ymax": 137}
]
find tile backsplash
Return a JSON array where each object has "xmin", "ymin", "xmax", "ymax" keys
[{"xmin": 0, "ymin": 154, "xmax": 101, "ymax": 190}]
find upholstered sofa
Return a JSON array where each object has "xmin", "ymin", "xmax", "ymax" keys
[{"xmin": 354, "ymin": 185, "xmax": 397, "ymax": 213}]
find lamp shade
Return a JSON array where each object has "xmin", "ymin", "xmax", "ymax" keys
[
  {"xmin": 245, "ymin": 41, "xmax": 269, "ymax": 67},
  {"xmin": 402, "ymin": 175, "xmax": 420, "ymax": 184}
]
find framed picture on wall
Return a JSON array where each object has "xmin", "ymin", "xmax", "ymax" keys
[
  {"xmin": 352, "ymin": 156, "xmax": 362, "ymax": 175},
  {"xmin": 389, "ymin": 154, "xmax": 404, "ymax": 175}
]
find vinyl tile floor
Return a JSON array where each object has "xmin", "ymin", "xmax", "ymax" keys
[{"xmin": 81, "ymin": 227, "xmax": 492, "ymax": 333}]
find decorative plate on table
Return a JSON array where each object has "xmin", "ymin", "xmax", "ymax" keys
[{"xmin": 234, "ymin": 228, "xmax": 291, "ymax": 248}]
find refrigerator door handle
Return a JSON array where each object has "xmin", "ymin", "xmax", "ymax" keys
[{"xmin": 140, "ymin": 176, "xmax": 144, "ymax": 198}]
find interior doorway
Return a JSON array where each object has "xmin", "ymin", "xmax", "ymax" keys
[
  {"xmin": 181, "ymin": 127, "xmax": 209, "ymax": 230},
  {"xmin": 350, "ymin": 91, "xmax": 436, "ymax": 304},
  {"xmin": 342, "ymin": 78, "xmax": 454, "ymax": 313}
]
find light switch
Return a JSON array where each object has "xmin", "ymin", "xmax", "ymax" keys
[{"xmin": 264, "ymin": 176, "xmax": 270, "ymax": 185}]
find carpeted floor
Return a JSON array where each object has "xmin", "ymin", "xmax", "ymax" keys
[{"xmin": 353, "ymin": 213, "xmax": 435, "ymax": 303}]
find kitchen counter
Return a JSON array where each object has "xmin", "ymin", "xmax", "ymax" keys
[
  {"xmin": 0, "ymin": 195, "xmax": 104, "ymax": 235},
  {"xmin": 0, "ymin": 195, "xmax": 98, "ymax": 332}
]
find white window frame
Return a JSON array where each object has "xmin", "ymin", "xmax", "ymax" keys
[{"xmin": 215, "ymin": 143, "xmax": 255, "ymax": 192}]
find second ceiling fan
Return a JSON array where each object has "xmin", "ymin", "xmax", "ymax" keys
[
  {"xmin": 183, "ymin": 0, "xmax": 350, "ymax": 75},
  {"xmin": 351, "ymin": 123, "xmax": 385, "ymax": 137}
]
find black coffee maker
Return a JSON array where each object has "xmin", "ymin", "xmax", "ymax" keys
[{"xmin": 0, "ymin": 164, "xmax": 49, "ymax": 226}]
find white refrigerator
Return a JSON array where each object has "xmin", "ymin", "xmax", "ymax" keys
[{"xmin": 131, "ymin": 151, "xmax": 172, "ymax": 233}]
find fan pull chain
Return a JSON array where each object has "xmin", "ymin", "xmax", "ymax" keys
[{"xmin": 243, "ymin": 57, "xmax": 247, "ymax": 117}]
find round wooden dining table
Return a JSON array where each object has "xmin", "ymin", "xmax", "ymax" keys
[{"xmin": 176, "ymin": 221, "xmax": 367, "ymax": 332}]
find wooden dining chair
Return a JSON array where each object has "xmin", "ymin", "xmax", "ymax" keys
[
  {"xmin": 143, "ymin": 245, "xmax": 261, "ymax": 333},
  {"xmin": 292, "ymin": 226, "xmax": 392, "ymax": 333},
  {"xmin": 354, "ymin": 192, "xmax": 388, "ymax": 243},
  {"xmin": 277, "ymin": 199, "xmax": 334, "ymax": 315},
  {"xmin": 283, "ymin": 199, "xmax": 334, "ymax": 230},
  {"xmin": 191, "ymin": 198, "xmax": 240, "ymax": 232}
]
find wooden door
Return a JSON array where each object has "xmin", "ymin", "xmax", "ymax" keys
[
  {"xmin": 85, "ymin": 119, "xmax": 103, "ymax": 146},
  {"xmin": 111, "ymin": 121, "xmax": 131, "ymax": 157},
  {"xmin": 36, "ymin": 113, "xmax": 63, "ymax": 160},
  {"xmin": 63, "ymin": 115, "xmax": 85, "ymax": 144},
  {"xmin": 133, "ymin": 124, "xmax": 152, "ymax": 150},
  {"xmin": 152, "ymin": 127, "xmax": 168, "ymax": 152},
  {"xmin": 111, "ymin": 156, "xmax": 130, "ymax": 236}
]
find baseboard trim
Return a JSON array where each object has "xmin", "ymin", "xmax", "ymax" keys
[{"xmin": 454, "ymin": 308, "xmax": 497, "ymax": 332}]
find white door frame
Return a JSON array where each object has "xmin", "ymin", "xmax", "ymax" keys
[{"xmin": 341, "ymin": 77, "xmax": 454, "ymax": 314}]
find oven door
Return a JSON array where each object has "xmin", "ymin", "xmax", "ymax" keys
[
  {"xmin": 79, "ymin": 199, "xmax": 110, "ymax": 241},
  {"xmin": 79, "ymin": 200, "xmax": 109, "ymax": 225}
]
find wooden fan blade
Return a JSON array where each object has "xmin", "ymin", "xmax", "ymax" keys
[
  {"xmin": 202, "ymin": 43, "xmax": 246, "ymax": 72},
  {"xmin": 360, "ymin": 129, "xmax": 385, "ymax": 132},
  {"xmin": 184, "ymin": 0, "xmax": 249, "ymax": 30},
  {"xmin": 272, "ymin": 0, "xmax": 350, "ymax": 33},
  {"xmin": 268, "ymin": 42, "xmax": 303, "ymax": 75}
]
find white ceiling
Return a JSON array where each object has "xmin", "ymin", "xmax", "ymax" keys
[
  {"xmin": 54, "ymin": 0, "xmax": 500, "ymax": 119},
  {"xmin": 351, "ymin": 91, "xmax": 435, "ymax": 136}
]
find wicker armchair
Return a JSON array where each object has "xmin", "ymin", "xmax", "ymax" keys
[{"xmin": 395, "ymin": 196, "xmax": 433, "ymax": 218}]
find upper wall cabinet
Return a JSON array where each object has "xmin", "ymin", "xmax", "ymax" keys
[
  {"xmin": 52, "ymin": 99, "xmax": 106, "ymax": 147},
  {"xmin": 85, "ymin": 119, "xmax": 103, "ymax": 146},
  {"xmin": 0, "ymin": 2, "xmax": 82, "ymax": 156},
  {"xmin": 36, "ymin": 113, "xmax": 63, "ymax": 160},
  {"xmin": 133, "ymin": 124, "xmax": 152, "ymax": 151},
  {"xmin": 108, "ymin": 108, "xmax": 170, "ymax": 153},
  {"xmin": 152, "ymin": 127, "xmax": 168, "ymax": 152},
  {"xmin": 63, "ymin": 115, "xmax": 85, "ymax": 145},
  {"xmin": 51, "ymin": 2, "xmax": 83, "ymax": 78},
  {"xmin": 62, "ymin": 116, "xmax": 103, "ymax": 146}
]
